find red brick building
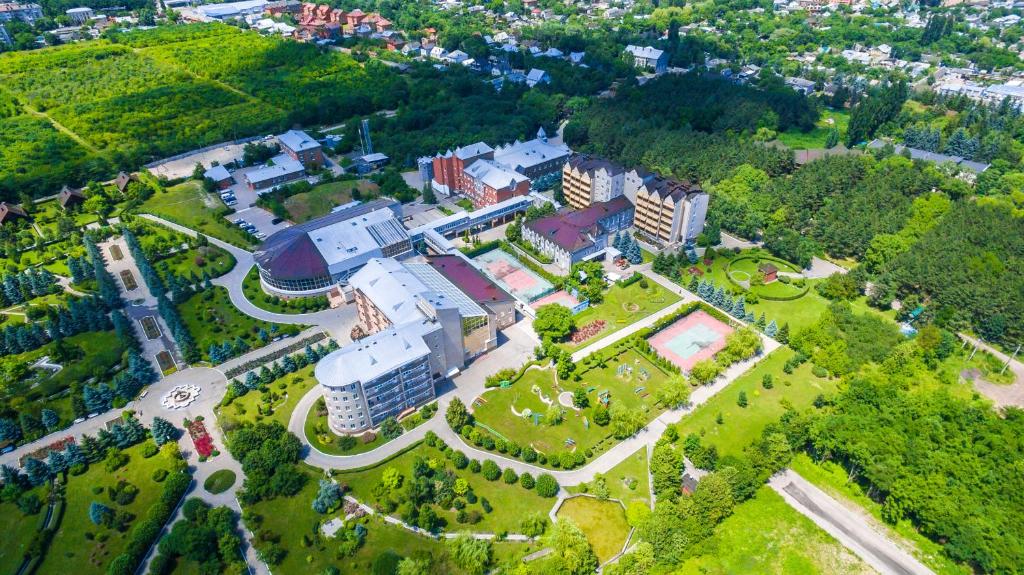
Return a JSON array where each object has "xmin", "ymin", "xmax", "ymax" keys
[
  {"xmin": 278, "ymin": 129, "xmax": 324, "ymax": 168},
  {"xmin": 430, "ymin": 142, "xmax": 494, "ymax": 197},
  {"xmin": 462, "ymin": 160, "xmax": 530, "ymax": 208}
]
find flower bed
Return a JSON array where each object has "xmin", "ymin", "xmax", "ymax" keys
[
  {"xmin": 571, "ymin": 320, "xmax": 606, "ymax": 343},
  {"xmin": 19, "ymin": 436, "xmax": 75, "ymax": 466},
  {"xmin": 185, "ymin": 418, "xmax": 215, "ymax": 458}
]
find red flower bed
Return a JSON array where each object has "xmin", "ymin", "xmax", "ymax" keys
[
  {"xmin": 20, "ymin": 436, "xmax": 75, "ymax": 466},
  {"xmin": 186, "ymin": 419, "xmax": 215, "ymax": 458},
  {"xmin": 570, "ymin": 320, "xmax": 606, "ymax": 343}
]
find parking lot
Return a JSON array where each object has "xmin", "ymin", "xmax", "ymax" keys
[{"xmin": 227, "ymin": 206, "xmax": 291, "ymax": 239}]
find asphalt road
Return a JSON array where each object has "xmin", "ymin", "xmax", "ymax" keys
[{"xmin": 770, "ymin": 470, "xmax": 934, "ymax": 575}]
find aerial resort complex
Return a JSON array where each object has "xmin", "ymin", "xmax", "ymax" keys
[{"xmin": 0, "ymin": 4, "xmax": 1021, "ymax": 575}]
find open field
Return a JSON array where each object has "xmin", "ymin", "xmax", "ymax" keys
[
  {"xmin": 473, "ymin": 349, "xmax": 669, "ymax": 460},
  {"xmin": 556, "ymin": 496, "xmax": 630, "ymax": 564},
  {"xmin": 776, "ymin": 109, "xmax": 850, "ymax": 150},
  {"xmin": 673, "ymin": 347, "xmax": 835, "ymax": 458},
  {"xmin": 140, "ymin": 180, "xmax": 256, "ymax": 249},
  {"xmin": 677, "ymin": 486, "xmax": 875, "ymax": 575},
  {"xmin": 0, "ymin": 487, "xmax": 45, "ymax": 574},
  {"xmin": 281, "ymin": 179, "xmax": 378, "ymax": 222}
]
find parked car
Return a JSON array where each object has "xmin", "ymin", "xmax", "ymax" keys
[{"xmin": 271, "ymin": 217, "xmax": 284, "ymax": 225}]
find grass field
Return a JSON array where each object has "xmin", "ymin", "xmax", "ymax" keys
[
  {"xmin": 220, "ymin": 365, "xmax": 317, "ymax": 428},
  {"xmin": 473, "ymin": 350, "xmax": 669, "ymax": 461},
  {"xmin": 1, "ymin": 330, "xmax": 124, "ymax": 425},
  {"xmin": 247, "ymin": 478, "xmax": 534, "ymax": 575},
  {"xmin": 563, "ymin": 280, "xmax": 681, "ymax": 349},
  {"xmin": 241, "ymin": 265, "xmax": 330, "ymax": 314},
  {"xmin": 203, "ymin": 470, "xmax": 236, "ymax": 495},
  {"xmin": 140, "ymin": 180, "xmax": 256, "ymax": 249},
  {"xmin": 556, "ymin": 497, "xmax": 630, "ymax": 564},
  {"xmin": 776, "ymin": 109, "xmax": 850, "ymax": 150},
  {"xmin": 570, "ymin": 447, "xmax": 650, "ymax": 507},
  {"xmin": 282, "ymin": 179, "xmax": 378, "ymax": 222},
  {"xmin": 335, "ymin": 443, "xmax": 555, "ymax": 534},
  {"xmin": 36, "ymin": 442, "xmax": 181, "ymax": 575},
  {"xmin": 677, "ymin": 486, "xmax": 874, "ymax": 575},
  {"xmin": 178, "ymin": 286, "xmax": 300, "ymax": 362},
  {"xmin": 790, "ymin": 454, "xmax": 970, "ymax": 575},
  {"xmin": 0, "ymin": 486, "xmax": 46, "ymax": 574},
  {"xmin": 674, "ymin": 347, "xmax": 837, "ymax": 458}
]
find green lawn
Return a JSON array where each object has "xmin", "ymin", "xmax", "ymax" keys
[
  {"xmin": 790, "ymin": 454, "xmax": 971, "ymax": 575},
  {"xmin": 247, "ymin": 478, "xmax": 533, "ymax": 575},
  {"xmin": 473, "ymin": 349, "xmax": 669, "ymax": 462},
  {"xmin": 555, "ymin": 496, "xmax": 630, "ymax": 564},
  {"xmin": 140, "ymin": 179, "xmax": 256, "ymax": 248},
  {"xmin": 335, "ymin": 443, "xmax": 555, "ymax": 535},
  {"xmin": 776, "ymin": 109, "xmax": 850, "ymax": 150},
  {"xmin": 282, "ymin": 179, "xmax": 377, "ymax": 223},
  {"xmin": 36, "ymin": 442, "xmax": 182, "ymax": 575},
  {"xmin": 674, "ymin": 347, "xmax": 837, "ymax": 458},
  {"xmin": 676, "ymin": 486, "xmax": 874, "ymax": 575},
  {"xmin": 178, "ymin": 286, "xmax": 302, "ymax": 362},
  {"xmin": 219, "ymin": 365, "xmax": 317, "ymax": 429},
  {"xmin": 686, "ymin": 249, "xmax": 829, "ymax": 334},
  {"xmin": 570, "ymin": 447, "xmax": 650, "ymax": 507},
  {"xmin": 1, "ymin": 330, "xmax": 124, "ymax": 426},
  {"xmin": 0, "ymin": 231, "xmax": 89, "ymax": 276},
  {"xmin": 241, "ymin": 265, "xmax": 330, "ymax": 314},
  {"xmin": 303, "ymin": 398, "xmax": 426, "ymax": 456},
  {"xmin": 563, "ymin": 280, "xmax": 681, "ymax": 350},
  {"xmin": 0, "ymin": 486, "xmax": 46, "ymax": 574},
  {"xmin": 203, "ymin": 469, "xmax": 236, "ymax": 495}
]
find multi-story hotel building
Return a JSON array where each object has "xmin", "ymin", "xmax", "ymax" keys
[
  {"xmin": 562, "ymin": 156, "xmax": 626, "ymax": 210},
  {"xmin": 624, "ymin": 170, "xmax": 708, "ymax": 246},
  {"xmin": 317, "ymin": 255, "xmax": 508, "ymax": 434}
]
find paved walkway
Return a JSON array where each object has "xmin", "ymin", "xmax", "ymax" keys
[
  {"xmin": 99, "ymin": 235, "xmax": 182, "ymax": 373},
  {"xmin": 770, "ymin": 470, "xmax": 934, "ymax": 575},
  {"xmin": 140, "ymin": 213, "xmax": 358, "ymax": 341}
]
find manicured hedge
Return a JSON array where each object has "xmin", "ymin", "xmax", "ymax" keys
[
  {"xmin": 723, "ymin": 255, "xmax": 809, "ymax": 301},
  {"xmin": 460, "ymin": 240, "xmax": 501, "ymax": 258}
]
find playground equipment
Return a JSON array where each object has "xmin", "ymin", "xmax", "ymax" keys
[
  {"xmin": 634, "ymin": 386, "xmax": 645, "ymax": 394},
  {"xmin": 564, "ymin": 438, "xmax": 576, "ymax": 448},
  {"xmin": 500, "ymin": 380, "xmax": 512, "ymax": 388},
  {"xmin": 638, "ymin": 367, "xmax": 650, "ymax": 381},
  {"xmin": 598, "ymin": 390, "xmax": 611, "ymax": 406},
  {"xmin": 583, "ymin": 417, "xmax": 590, "ymax": 429}
]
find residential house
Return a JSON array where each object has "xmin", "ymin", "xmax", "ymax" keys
[
  {"xmin": 525, "ymin": 68, "xmax": 550, "ymax": 87},
  {"xmin": 0, "ymin": 202, "xmax": 28, "ymax": 225},
  {"xmin": 58, "ymin": 186, "xmax": 86, "ymax": 210},
  {"xmin": 625, "ymin": 45, "xmax": 668, "ymax": 74}
]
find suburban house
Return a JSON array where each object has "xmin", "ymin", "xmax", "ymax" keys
[
  {"xmin": 114, "ymin": 172, "xmax": 135, "ymax": 194},
  {"xmin": 203, "ymin": 165, "xmax": 234, "ymax": 189},
  {"xmin": 278, "ymin": 129, "xmax": 324, "ymax": 168},
  {"xmin": 0, "ymin": 202, "xmax": 28, "ymax": 225},
  {"xmin": 625, "ymin": 45, "xmax": 668, "ymax": 74},
  {"xmin": 58, "ymin": 186, "xmax": 86, "ymax": 210},
  {"xmin": 525, "ymin": 68, "xmax": 550, "ymax": 87},
  {"xmin": 521, "ymin": 196, "xmax": 635, "ymax": 271}
]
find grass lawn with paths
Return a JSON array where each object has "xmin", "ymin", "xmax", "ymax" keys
[
  {"xmin": 140, "ymin": 179, "xmax": 256, "ymax": 249},
  {"xmin": 334, "ymin": 442, "xmax": 555, "ymax": 535},
  {"xmin": 178, "ymin": 286, "xmax": 302, "ymax": 362},
  {"xmin": 673, "ymin": 347, "xmax": 835, "ymax": 458},
  {"xmin": 0, "ymin": 487, "xmax": 46, "ymax": 574},
  {"xmin": 472, "ymin": 349, "xmax": 669, "ymax": 463},
  {"xmin": 35, "ymin": 442, "xmax": 183, "ymax": 575},
  {"xmin": 562, "ymin": 280, "xmax": 681, "ymax": 350},
  {"xmin": 569, "ymin": 447, "xmax": 650, "ymax": 507}
]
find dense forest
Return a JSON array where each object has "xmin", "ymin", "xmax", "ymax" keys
[{"xmin": 801, "ymin": 377, "xmax": 1024, "ymax": 573}]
